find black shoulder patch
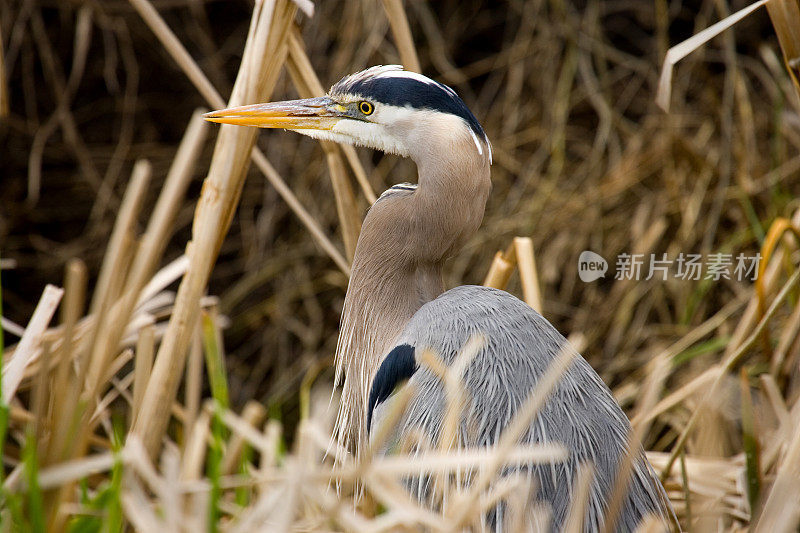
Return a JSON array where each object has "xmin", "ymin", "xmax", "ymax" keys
[{"xmin": 367, "ymin": 344, "xmax": 418, "ymax": 433}]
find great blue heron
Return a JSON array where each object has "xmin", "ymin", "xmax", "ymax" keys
[{"xmin": 205, "ymin": 65, "xmax": 674, "ymax": 531}]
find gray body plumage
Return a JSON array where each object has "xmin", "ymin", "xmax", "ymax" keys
[{"xmin": 372, "ymin": 285, "xmax": 671, "ymax": 532}]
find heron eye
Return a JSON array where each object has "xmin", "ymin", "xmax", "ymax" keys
[{"xmin": 359, "ymin": 101, "xmax": 374, "ymax": 115}]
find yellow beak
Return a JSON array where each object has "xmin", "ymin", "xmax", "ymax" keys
[{"xmin": 203, "ymin": 96, "xmax": 344, "ymax": 130}]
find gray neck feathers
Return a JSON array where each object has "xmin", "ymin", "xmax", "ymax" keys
[{"xmin": 333, "ymin": 135, "xmax": 491, "ymax": 457}]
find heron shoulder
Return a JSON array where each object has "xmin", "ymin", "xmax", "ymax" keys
[{"xmin": 372, "ymin": 182, "xmax": 417, "ymax": 206}]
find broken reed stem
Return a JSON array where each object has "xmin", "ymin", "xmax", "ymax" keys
[
  {"xmin": 655, "ymin": 0, "xmax": 770, "ymax": 111},
  {"xmin": 514, "ymin": 237, "xmax": 542, "ymax": 313},
  {"xmin": 2, "ymin": 284, "xmax": 64, "ymax": 404},
  {"xmin": 132, "ymin": 0, "xmax": 297, "ymax": 459},
  {"xmin": 482, "ymin": 242, "xmax": 517, "ymax": 289},
  {"xmin": 381, "ymin": 0, "xmax": 421, "ymax": 73},
  {"xmin": 128, "ymin": 0, "xmax": 349, "ymax": 274}
]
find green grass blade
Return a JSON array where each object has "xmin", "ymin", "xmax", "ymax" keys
[{"xmin": 23, "ymin": 432, "xmax": 45, "ymax": 533}]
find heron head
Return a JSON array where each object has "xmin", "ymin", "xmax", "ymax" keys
[{"xmin": 204, "ymin": 65, "xmax": 491, "ymax": 165}]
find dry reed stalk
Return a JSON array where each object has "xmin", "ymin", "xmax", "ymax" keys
[
  {"xmin": 770, "ymin": 299, "xmax": 800, "ymax": 375},
  {"xmin": 0, "ymin": 24, "xmax": 8, "ymax": 118},
  {"xmin": 120, "ymin": 474, "xmax": 163, "ymax": 532},
  {"xmin": 660, "ymin": 268, "xmax": 800, "ymax": 479},
  {"xmin": 504, "ymin": 472, "xmax": 537, "ymax": 532},
  {"xmin": 36, "ymin": 452, "xmax": 116, "ymax": 491},
  {"xmin": 563, "ymin": 463, "xmax": 595, "ymax": 533},
  {"xmin": 634, "ymin": 514, "xmax": 670, "ymax": 533},
  {"xmin": 132, "ymin": 0, "xmax": 297, "ymax": 459},
  {"xmin": 45, "ymin": 258, "xmax": 86, "ymax": 466},
  {"xmin": 83, "ymin": 159, "xmax": 151, "ymax": 397},
  {"xmin": 363, "ymin": 382, "xmax": 417, "ymax": 462},
  {"xmin": 159, "ymin": 444, "xmax": 183, "ymax": 531},
  {"xmin": 127, "ymin": 0, "xmax": 349, "ymax": 274},
  {"xmin": 724, "ymin": 211, "xmax": 794, "ymax": 357},
  {"xmin": 180, "ymin": 409, "xmax": 210, "ymax": 480},
  {"xmin": 361, "ymin": 468, "xmax": 448, "ymax": 530},
  {"xmin": 514, "ymin": 236, "xmax": 543, "ymax": 313},
  {"xmin": 481, "ymin": 237, "xmax": 543, "ymax": 314},
  {"xmin": 641, "ymin": 295, "xmax": 749, "ymax": 424},
  {"xmin": 755, "ymin": 400, "xmax": 800, "ymax": 532},
  {"xmin": 759, "ymin": 374, "xmax": 789, "ymax": 429},
  {"xmin": 259, "ymin": 419, "xmax": 282, "ymax": 472},
  {"xmin": 31, "ymin": 340, "xmax": 52, "ymax": 445},
  {"xmin": 131, "ymin": 324, "xmax": 154, "ymax": 428},
  {"xmin": 221, "ymin": 401, "xmax": 266, "ymax": 475},
  {"xmin": 251, "ymin": 150, "xmax": 350, "ymax": 273},
  {"xmin": 341, "ymin": 146, "xmax": 377, "ymax": 204},
  {"xmin": 753, "ymin": 217, "xmax": 800, "ymax": 334},
  {"xmin": 210, "ymin": 405, "xmax": 282, "ymax": 470},
  {"xmin": 603, "ymin": 355, "xmax": 670, "ymax": 533},
  {"xmin": 656, "ymin": 0, "xmax": 771, "ymax": 111},
  {"xmin": 365, "ymin": 444, "xmax": 568, "ymax": 478},
  {"xmin": 287, "ymin": 30, "xmax": 362, "ymax": 260},
  {"xmin": 482, "ymin": 242, "xmax": 517, "ymax": 289},
  {"xmin": 136, "ymin": 254, "xmax": 190, "ymax": 309},
  {"xmin": 414, "ymin": 338, "xmax": 482, "ymax": 507},
  {"xmin": 440, "ymin": 337, "xmax": 483, "ymax": 453},
  {"xmin": 381, "ymin": 0, "xmax": 421, "ymax": 73},
  {"xmin": 2, "ymin": 284, "xmax": 63, "ymax": 404},
  {"xmin": 183, "ymin": 323, "xmax": 204, "ymax": 443},
  {"xmin": 766, "ymin": 0, "xmax": 800, "ymax": 99}
]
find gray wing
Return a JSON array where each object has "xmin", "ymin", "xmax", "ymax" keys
[{"xmin": 371, "ymin": 285, "xmax": 673, "ymax": 532}]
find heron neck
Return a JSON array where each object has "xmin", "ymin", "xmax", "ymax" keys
[
  {"xmin": 333, "ymin": 145, "xmax": 491, "ymax": 456},
  {"xmin": 415, "ymin": 151, "xmax": 491, "ymax": 260}
]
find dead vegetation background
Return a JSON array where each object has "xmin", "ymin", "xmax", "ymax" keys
[{"xmin": 1, "ymin": 0, "xmax": 800, "ymax": 531}]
